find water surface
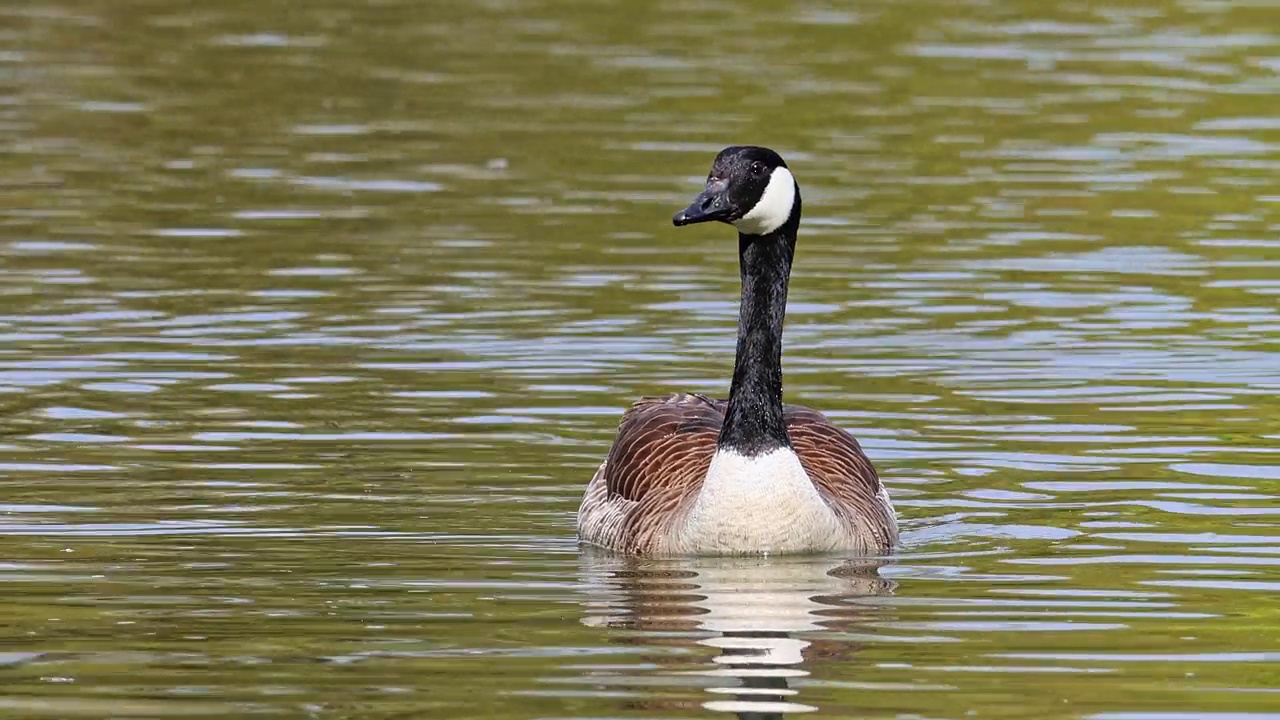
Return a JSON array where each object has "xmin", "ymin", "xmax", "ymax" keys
[{"xmin": 3, "ymin": 0, "xmax": 1280, "ymax": 717}]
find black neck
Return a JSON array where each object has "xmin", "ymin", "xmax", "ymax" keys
[{"xmin": 717, "ymin": 210, "xmax": 800, "ymax": 456}]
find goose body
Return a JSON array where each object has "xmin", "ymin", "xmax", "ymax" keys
[{"xmin": 577, "ymin": 146, "xmax": 898, "ymax": 556}]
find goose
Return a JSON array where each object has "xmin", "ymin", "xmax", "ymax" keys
[{"xmin": 577, "ymin": 145, "xmax": 898, "ymax": 556}]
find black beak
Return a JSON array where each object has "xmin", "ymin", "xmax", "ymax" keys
[{"xmin": 673, "ymin": 179, "xmax": 733, "ymax": 226}]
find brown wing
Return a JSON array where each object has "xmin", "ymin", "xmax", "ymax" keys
[
  {"xmin": 784, "ymin": 404, "xmax": 898, "ymax": 552},
  {"xmin": 605, "ymin": 393, "xmax": 724, "ymax": 502},
  {"xmin": 583, "ymin": 393, "xmax": 724, "ymax": 552}
]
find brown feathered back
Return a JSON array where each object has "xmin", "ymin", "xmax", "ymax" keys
[{"xmin": 577, "ymin": 393, "xmax": 896, "ymax": 555}]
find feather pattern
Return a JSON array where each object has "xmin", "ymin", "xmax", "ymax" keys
[{"xmin": 576, "ymin": 393, "xmax": 898, "ymax": 555}]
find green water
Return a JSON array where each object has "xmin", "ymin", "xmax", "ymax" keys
[{"xmin": 2, "ymin": 0, "xmax": 1279, "ymax": 717}]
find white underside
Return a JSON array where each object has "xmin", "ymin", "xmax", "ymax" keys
[{"xmin": 669, "ymin": 446, "xmax": 850, "ymax": 555}]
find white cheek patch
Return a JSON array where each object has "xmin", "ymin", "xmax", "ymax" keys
[{"xmin": 732, "ymin": 166, "xmax": 796, "ymax": 236}]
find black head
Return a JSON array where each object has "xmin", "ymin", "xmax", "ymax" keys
[{"xmin": 672, "ymin": 146, "xmax": 799, "ymax": 235}]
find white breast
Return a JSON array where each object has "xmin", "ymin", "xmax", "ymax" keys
[{"xmin": 668, "ymin": 446, "xmax": 850, "ymax": 555}]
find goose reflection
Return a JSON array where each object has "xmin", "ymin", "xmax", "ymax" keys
[{"xmin": 578, "ymin": 553, "xmax": 895, "ymax": 717}]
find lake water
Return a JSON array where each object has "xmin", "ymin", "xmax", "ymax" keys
[{"xmin": 3, "ymin": 0, "xmax": 1279, "ymax": 717}]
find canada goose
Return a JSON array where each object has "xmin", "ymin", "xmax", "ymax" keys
[{"xmin": 577, "ymin": 146, "xmax": 899, "ymax": 556}]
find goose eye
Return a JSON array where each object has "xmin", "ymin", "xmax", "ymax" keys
[{"xmin": 750, "ymin": 162, "xmax": 765, "ymax": 176}]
